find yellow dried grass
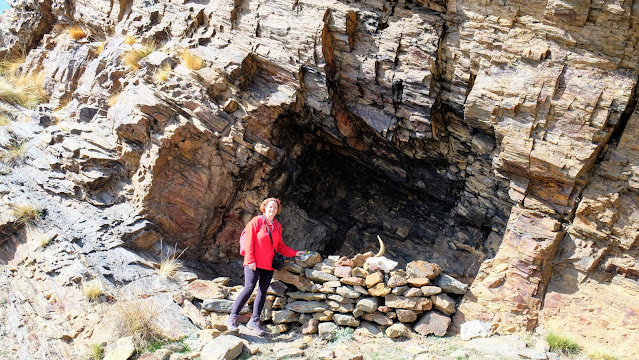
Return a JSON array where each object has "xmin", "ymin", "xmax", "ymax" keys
[
  {"xmin": 181, "ymin": 49, "xmax": 203, "ymax": 70},
  {"xmin": 153, "ymin": 64, "xmax": 171, "ymax": 83},
  {"xmin": 0, "ymin": 71, "xmax": 46, "ymax": 108},
  {"xmin": 68, "ymin": 26, "xmax": 87, "ymax": 41}
]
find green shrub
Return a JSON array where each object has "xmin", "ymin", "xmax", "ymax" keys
[
  {"xmin": 90, "ymin": 343, "xmax": 105, "ymax": 360},
  {"xmin": 546, "ymin": 332, "xmax": 581, "ymax": 355}
]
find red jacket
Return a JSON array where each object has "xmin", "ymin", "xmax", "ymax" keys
[{"xmin": 243, "ymin": 215, "xmax": 297, "ymax": 270}]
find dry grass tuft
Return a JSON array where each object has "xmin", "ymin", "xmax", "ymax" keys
[
  {"xmin": 121, "ymin": 41, "xmax": 157, "ymax": 71},
  {"xmin": 0, "ymin": 57, "xmax": 24, "ymax": 77},
  {"xmin": 68, "ymin": 26, "xmax": 87, "ymax": 41},
  {"xmin": 159, "ymin": 241, "xmax": 187, "ymax": 279},
  {"xmin": 94, "ymin": 42, "xmax": 105, "ymax": 56},
  {"xmin": 0, "ymin": 141, "xmax": 29, "ymax": 166},
  {"xmin": 0, "ymin": 71, "xmax": 46, "ymax": 108},
  {"xmin": 37, "ymin": 233, "xmax": 53, "ymax": 248},
  {"xmin": 124, "ymin": 35, "xmax": 137, "ymax": 45},
  {"xmin": 107, "ymin": 92, "xmax": 121, "ymax": 107},
  {"xmin": 153, "ymin": 64, "xmax": 171, "ymax": 83},
  {"xmin": 115, "ymin": 299, "xmax": 161, "ymax": 349},
  {"xmin": 82, "ymin": 279, "xmax": 103, "ymax": 301},
  {"xmin": 588, "ymin": 350, "xmax": 619, "ymax": 360},
  {"xmin": 0, "ymin": 113, "xmax": 10, "ymax": 126},
  {"xmin": 11, "ymin": 203, "xmax": 43, "ymax": 226},
  {"xmin": 181, "ymin": 49, "xmax": 203, "ymax": 70},
  {"xmin": 159, "ymin": 257, "xmax": 183, "ymax": 279}
]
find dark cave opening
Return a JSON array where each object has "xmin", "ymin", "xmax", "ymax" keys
[{"xmin": 264, "ymin": 112, "xmax": 495, "ymax": 275}]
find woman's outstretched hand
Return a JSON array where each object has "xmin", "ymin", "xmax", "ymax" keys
[{"xmin": 295, "ymin": 251, "xmax": 307, "ymax": 257}]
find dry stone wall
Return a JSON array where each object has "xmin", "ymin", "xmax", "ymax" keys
[{"xmin": 196, "ymin": 252, "xmax": 467, "ymax": 339}]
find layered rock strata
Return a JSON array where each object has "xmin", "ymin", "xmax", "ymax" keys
[{"xmin": 0, "ymin": 0, "xmax": 638, "ymax": 358}]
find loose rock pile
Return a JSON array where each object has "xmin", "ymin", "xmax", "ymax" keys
[{"xmin": 194, "ymin": 251, "xmax": 468, "ymax": 339}]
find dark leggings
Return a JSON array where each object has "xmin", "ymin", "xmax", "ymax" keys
[{"xmin": 231, "ymin": 266, "xmax": 274, "ymax": 318}]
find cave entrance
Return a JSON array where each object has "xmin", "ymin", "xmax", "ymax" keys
[{"xmin": 267, "ymin": 112, "xmax": 490, "ymax": 276}]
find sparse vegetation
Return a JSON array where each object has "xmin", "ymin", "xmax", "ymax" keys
[
  {"xmin": 11, "ymin": 203, "xmax": 43, "ymax": 226},
  {"xmin": 38, "ymin": 233, "xmax": 52, "ymax": 248},
  {"xmin": 122, "ymin": 41, "xmax": 157, "ymax": 71},
  {"xmin": 153, "ymin": 63, "xmax": 171, "ymax": 83},
  {"xmin": 588, "ymin": 350, "xmax": 619, "ymax": 360},
  {"xmin": 115, "ymin": 299, "xmax": 161, "ymax": 350},
  {"xmin": 159, "ymin": 242, "xmax": 187, "ymax": 280},
  {"xmin": 90, "ymin": 343, "xmax": 105, "ymax": 360},
  {"xmin": 0, "ymin": 141, "xmax": 29, "ymax": 166},
  {"xmin": 546, "ymin": 332, "xmax": 581, "ymax": 355},
  {"xmin": 94, "ymin": 42, "xmax": 105, "ymax": 56},
  {"xmin": 330, "ymin": 327, "xmax": 354, "ymax": 345},
  {"xmin": 82, "ymin": 279, "xmax": 103, "ymax": 301},
  {"xmin": 0, "ymin": 113, "xmax": 10, "ymax": 126},
  {"xmin": 0, "ymin": 63, "xmax": 46, "ymax": 108},
  {"xmin": 124, "ymin": 35, "xmax": 137, "ymax": 45},
  {"xmin": 236, "ymin": 353, "xmax": 251, "ymax": 360},
  {"xmin": 143, "ymin": 337, "xmax": 190, "ymax": 354},
  {"xmin": 181, "ymin": 49, "xmax": 203, "ymax": 70},
  {"xmin": 0, "ymin": 57, "xmax": 23, "ymax": 76},
  {"xmin": 107, "ymin": 92, "xmax": 121, "ymax": 107},
  {"xmin": 68, "ymin": 26, "xmax": 87, "ymax": 41}
]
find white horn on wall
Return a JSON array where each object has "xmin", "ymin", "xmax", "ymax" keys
[{"xmin": 375, "ymin": 235, "xmax": 385, "ymax": 257}]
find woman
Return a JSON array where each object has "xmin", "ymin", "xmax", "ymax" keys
[{"xmin": 225, "ymin": 197, "xmax": 305, "ymax": 335}]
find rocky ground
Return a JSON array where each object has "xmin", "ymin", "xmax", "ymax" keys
[{"xmin": 100, "ymin": 325, "xmax": 589, "ymax": 360}]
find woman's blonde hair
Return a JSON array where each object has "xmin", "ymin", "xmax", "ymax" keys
[{"xmin": 260, "ymin": 197, "xmax": 282, "ymax": 214}]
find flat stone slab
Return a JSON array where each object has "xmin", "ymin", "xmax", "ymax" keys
[{"xmin": 463, "ymin": 335, "xmax": 527, "ymax": 358}]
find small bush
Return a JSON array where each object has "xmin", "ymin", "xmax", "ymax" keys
[
  {"xmin": 546, "ymin": 332, "xmax": 581, "ymax": 355},
  {"xmin": 82, "ymin": 279, "xmax": 103, "ymax": 301},
  {"xmin": 11, "ymin": 203, "xmax": 43, "ymax": 226},
  {"xmin": 90, "ymin": 343, "xmax": 105, "ymax": 360},
  {"xmin": 153, "ymin": 64, "xmax": 171, "ymax": 83},
  {"xmin": 181, "ymin": 49, "xmax": 203, "ymax": 70},
  {"xmin": 68, "ymin": 26, "xmax": 87, "ymax": 41}
]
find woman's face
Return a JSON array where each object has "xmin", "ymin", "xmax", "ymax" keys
[{"xmin": 264, "ymin": 200, "xmax": 279, "ymax": 220}]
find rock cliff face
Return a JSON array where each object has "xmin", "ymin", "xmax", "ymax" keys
[{"xmin": 0, "ymin": 0, "xmax": 638, "ymax": 358}]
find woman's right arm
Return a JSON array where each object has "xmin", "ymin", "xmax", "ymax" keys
[{"xmin": 244, "ymin": 218, "xmax": 257, "ymax": 269}]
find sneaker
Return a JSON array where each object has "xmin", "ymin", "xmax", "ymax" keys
[
  {"xmin": 225, "ymin": 314, "xmax": 239, "ymax": 331},
  {"xmin": 246, "ymin": 316, "xmax": 266, "ymax": 335}
]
